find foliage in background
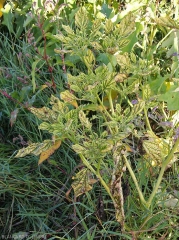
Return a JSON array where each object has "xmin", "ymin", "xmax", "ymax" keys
[{"xmin": 1, "ymin": 0, "xmax": 179, "ymax": 239}]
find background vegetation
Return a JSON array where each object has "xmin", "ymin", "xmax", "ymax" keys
[{"xmin": 0, "ymin": 0, "xmax": 179, "ymax": 239}]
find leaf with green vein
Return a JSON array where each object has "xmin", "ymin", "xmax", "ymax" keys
[
  {"xmin": 105, "ymin": 19, "xmax": 114, "ymax": 34},
  {"xmin": 143, "ymin": 131, "xmax": 170, "ymax": 166},
  {"xmin": 118, "ymin": 12, "xmax": 136, "ymax": 38},
  {"xmin": 91, "ymin": 19, "xmax": 102, "ymax": 36},
  {"xmin": 72, "ymin": 168, "xmax": 97, "ymax": 197},
  {"xmin": 83, "ymin": 49, "xmax": 95, "ymax": 70},
  {"xmin": 131, "ymin": 100, "xmax": 145, "ymax": 116},
  {"xmin": 60, "ymin": 90, "xmax": 78, "ymax": 108},
  {"xmin": 30, "ymin": 107, "xmax": 58, "ymax": 122},
  {"xmin": 75, "ymin": 7, "xmax": 88, "ymax": 30},
  {"xmin": 62, "ymin": 24, "xmax": 74, "ymax": 35},
  {"xmin": 156, "ymin": 16, "xmax": 179, "ymax": 29},
  {"xmin": 79, "ymin": 110, "xmax": 92, "ymax": 130},
  {"xmin": 15, "ymin": 140, "xmax": 53, "ymax": 158}
]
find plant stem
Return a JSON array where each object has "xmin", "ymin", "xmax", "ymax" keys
[
  {"xmin": 96, "ymin": 94, "xmax": 114, "ymax": 134},
  {"xmin": 108, "ymin": 90, "xmax": 115, "ymax": 115},
  {"xmin": 79, "ymin": 154, "xmax": 115, "ymax": 202},
  {"xmin": 96, "ymin": 94, "xmax": 113, "ymax": 121},
  {"xmin": 146, "ymin": 136, "xmax": 179, "ymax": 207},
  {"xmin": 144, "ymin": 107, "xmax": 153, "ymax": 132},
  {"xmin": 123, "ymin": 155, "xmax": 146, "ymax": 206},
  {"xmin": 142, "ymin": 87, "xmax": 153, "ymax": 133}
]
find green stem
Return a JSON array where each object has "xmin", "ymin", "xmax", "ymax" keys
[
  {"xmin": 123, "ymin": 155, "xmax": 146, "ymax": 206},
  {"xmin": 156, "ymin": 30, "xmax": 173, "ymax": 50},
  {"xmin": 146, "ymin": 136, "xmax": 179, "ymax": 207},
  {"xmin": 174, "ymin": 0, "xmax": 178, "ymax": 20},
  {"xmin": 142, "ymin": 88, "xmax": 153, "ymax": 133},
  {"xmin": 96, "ymin": 94, "xmax": 114, "ymax": 134},
  {"xmin": 79, "ymin": 154, "xmax": 115, "ymax": 202},
  {"xmin": 97, "ymin": 94, "xmax": 113, "ymax": 121},
  {"xmin": 107, "ymin": 90, "xmax": 115, "ymax": 115},
  {"xmin": 144, "ymin": 107, "xmax": 153, "ymax": 132}
]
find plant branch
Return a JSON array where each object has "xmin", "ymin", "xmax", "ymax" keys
[
  {"xmin": 142, "ymin": 88, "xmax": 153, "ymax": 133},
  {"xmin": 79, "ymin": 153, "xmax": 115, "ymax": 202},
  {"xmin": 96, "ymin": 94, "xmax": 113, "ymax": 121},
  {"xmin": 107, "ymin": 90, "xmax": 115, "ymax": 115},
  {"xmin": 144, "ymin": 107, "xmax": 153, "ymax": 132}
]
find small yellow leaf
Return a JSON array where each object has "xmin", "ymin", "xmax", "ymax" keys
[
  {"xmin": 70, "ymin": 100, "xmax": 78, "ymax": 108},
  {"xmin": 38, "ymin": 140, "xmax": 61, "ymax": 165},
  {"xmin": 0, "ymin": 0, "xmax": 5, "ymax": 17},
  {"xmin": 40, "ymin": 84, "xmax": 48, "ymax": 90}
]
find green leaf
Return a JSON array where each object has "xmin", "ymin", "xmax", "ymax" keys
[
  {"xmin": 2, "ymin": 4, "xmax": 14, "ymax": 34},
  {"xmin": 161, "ymin": 30, "xmax": 179, "ymax": 58},
  {"xmin": 158, "ymin": 86, "xmax": 179, "ymax": 110},
  {"xmin": 117, "ymin": 1, "xmax": 146, "ymax": 20},
  {"xmin": 149, "ymin": 75, "xmax": 168, "ymax": 95},
  {"xmin": 100, "ymin": 4, "xmax": 113, "ymax": 19}
]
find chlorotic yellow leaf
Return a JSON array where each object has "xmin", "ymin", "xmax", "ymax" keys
[
  {"xmin": 143, "ymin": 131, "xmax": 169, "ymax": 166},
  {"xmin": 29, "ymin": 106, "xmax": 58, "ymax": 122},
  {"xmin": 79, "ymin": 110, "xmax": 92, "ymax": 129},
  {"xmin": 70, "ymin": 100, "xmax": 78, "ymax": 108},
  {"xmin": 38, "ymin": 140, "xmax": 61, "ymax": 165},
  {"xmin": 72, "ymin": 168, "xmax": 97, "ymax": 197},
  {"xmin": 40, "ymin": 84, "xmax": 48, "ymax": 90},
  {"xmin": 15, "ymin": 140, "xmax": 52, "ymax": 158},
  {"xmin": 60, "ymin": 90, "xmax": 78, "ymax": 108}
]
